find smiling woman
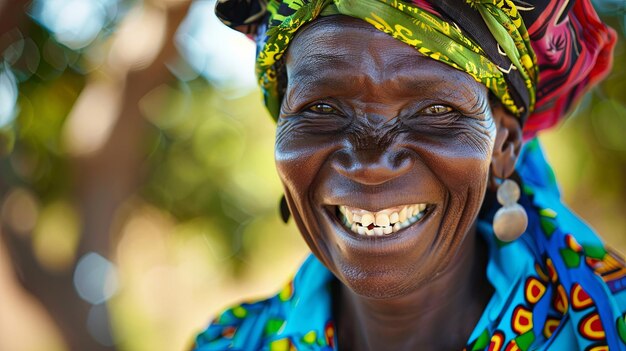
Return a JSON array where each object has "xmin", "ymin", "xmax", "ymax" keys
[{"xmin": 192, "ymin": 1, "xmax": 626, "ymax": 350}]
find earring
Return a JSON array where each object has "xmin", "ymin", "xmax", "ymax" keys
[
  {"xmin": 493, "ymin": 179, "xmax": 528, "ymax": 242},
  {"xmin": 279, "ymin": 194, "xmax": 291, "ymax": 223}
]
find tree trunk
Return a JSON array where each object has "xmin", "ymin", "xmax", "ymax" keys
[{"xmin": 2, "ymin": 1, "xmax": 191, "ymax": 349}]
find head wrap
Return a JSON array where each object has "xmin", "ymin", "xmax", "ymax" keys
[{"xmin": 215, "ymin": 0, "xmax": 616, "ymax": 139}]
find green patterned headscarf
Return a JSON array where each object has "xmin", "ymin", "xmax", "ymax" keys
[{"xmin": 253, "ymin": 0, "xmax": 537, "ymax": 120}]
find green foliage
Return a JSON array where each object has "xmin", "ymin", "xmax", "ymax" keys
[{"xmin": 139, "ymin": 78, "xmax": 284, "ymax": 267}]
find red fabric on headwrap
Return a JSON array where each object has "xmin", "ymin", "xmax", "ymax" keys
[
  {"xmin": 410, "ymin": 0, "xmax": 440, "ymax": 15},
  {"xmin": 523, "ymin": 0, "xmax": 617, "ymax": 139}
]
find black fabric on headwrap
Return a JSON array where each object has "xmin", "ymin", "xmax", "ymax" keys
[{"xmin": 215, "ymin": 0, "xmax": 268, "ymax": 34}]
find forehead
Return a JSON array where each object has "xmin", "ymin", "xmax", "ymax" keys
[
  {"xmin": 284, "ymin": 16, "xmax": 484, "ymax": 95},
  {"xmin": 287, "ymin": 16, "xmax": 417, "ymax": 66}
]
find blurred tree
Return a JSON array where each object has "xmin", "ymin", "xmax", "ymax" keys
[{"xmin": 1, "ymin": 0, "xmax": 192, "ymax": 350}]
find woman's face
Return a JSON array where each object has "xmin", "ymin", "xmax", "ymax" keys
[{"xmin": 275, "ymin": 16, "xmax": 499, "ymax": 299}]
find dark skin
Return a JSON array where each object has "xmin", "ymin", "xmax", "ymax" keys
[{"xmin": 275, "ymin": 16, "xmax": 523, "ymax": 350}]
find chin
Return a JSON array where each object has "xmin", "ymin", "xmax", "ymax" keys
[
  {"xmin": 291, "ymin": 189, "xmax": 485, "ymax": 300},
  {"xmin": 337, "ymin": 264, "xmax": 430, "ymax": 299}
]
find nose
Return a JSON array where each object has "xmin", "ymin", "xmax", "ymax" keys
[{"xmin": 331, "ymin": 147, "xmax": 414, "ymax": 186}]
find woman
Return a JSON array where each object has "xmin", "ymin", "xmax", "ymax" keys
[{"xmin": 194, "ymin": 0, "xmax": 625, "ymax": 350}]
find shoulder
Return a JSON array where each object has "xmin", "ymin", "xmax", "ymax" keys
[
  {"xmin": 192, "ymin": 298, "xmax": 278, "ymax": 351},
  {"xmin": 192, "ymin": 255, "xmax": 336, "ymax": 351}
]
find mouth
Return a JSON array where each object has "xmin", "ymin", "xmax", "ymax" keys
[{"xmin": 334, "ymin": 203, "xmax": 432, "ymax": 237}]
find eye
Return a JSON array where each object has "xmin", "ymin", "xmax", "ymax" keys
[
  {"xmin": 421, "ymin": 104, "xmax": 454, "ymax": 115},
  {"xmin": 308, "ymin": 103, "xmax": 338, "ymax": 114}
]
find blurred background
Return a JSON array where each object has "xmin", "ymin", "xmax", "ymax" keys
[{"xmin": 0, "ymin": 0, "xmax": 624, "ymax": 350}]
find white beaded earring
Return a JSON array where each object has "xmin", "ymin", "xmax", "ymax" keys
[{"xmin": 493, "ymin": 179, "xmax": 528, "ymax": 242}]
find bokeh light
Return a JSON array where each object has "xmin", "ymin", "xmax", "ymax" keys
[
  {"xmin": 1, "ymin": 187, "xmax": 39, "ymax": 235},
  {"xmin": 0, "ymin": 64, "xmax": 18, "ymax": 127},
  {"xmin": 31, "ymin": 0, "xmax": 119, "ymax": 50},
  {"xmin": 73, "ymin": 252, "xmax": 119, "ymax": 305},
  {"xmin": 32, "ymin": 200, "xmax": 80, "ymax": 272},
  {"xmin": 0, "ymin": 1, "xmax": 624, "ymax": 350},
  {"xmin": 176, "ymin": 0, "xmax": 256, "ymax": 91}
]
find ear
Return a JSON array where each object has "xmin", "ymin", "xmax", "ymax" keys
[{"xmin": 490, "ymin": 101, "xmax": 523, "ymax": 180}]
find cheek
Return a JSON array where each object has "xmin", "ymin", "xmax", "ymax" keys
[
  {"xmin": 274, "ymin": 125, "xmax": 342, "ymax": 202},
  {"xmin": 434, "ymin": 149, "xmax": 492, "ymax": 192},
  {"xmin": 411, "ymin": 123, "xmax": 496, "ymax": 193},
  {"xmin": 274, "ymin": 126, "xmax": 344, "ymax": 264}
]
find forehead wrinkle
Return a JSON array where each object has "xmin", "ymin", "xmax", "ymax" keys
[
  {"xmin": 286, "ymin": 34, "xmax": 361, "ymax": 88},
  {"xmin": 379, "ymin": 61, "xmax": 488, "ymax": 105},
  {"xmin": 287, "ymin": 52, "xmax": 357, "ymax": 81},
  {"xmin": 288, "ymin": 18, "xmax": 363, "ymax": 65}
]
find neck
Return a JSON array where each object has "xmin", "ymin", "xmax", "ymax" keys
[{"xmin": 335, "ymin": 227, "xmax": 492, "ymax": 351}]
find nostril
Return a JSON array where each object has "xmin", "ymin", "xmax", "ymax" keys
[
  {"xmin": 330, "ymin": 149, "xmax": 353, "ymax": 173},
  {"xmin": 331, "ymin": 149, "xmax": 414, "ymax": 186},
  {"xmin": 392, "ymin": 149, "xmax": 414, "ymax": 173}
]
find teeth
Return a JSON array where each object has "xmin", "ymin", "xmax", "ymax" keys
[
  {"xmin": 399, "ymin": 207, "xmax": 407, "ymax": 222},
  {"xmin": 361, "ymin": 213, "xmax": 375, "ymax": 227},
  {"xmin": 338, "ymin": 203, "xmax": 430, "ymax": 237},
  {"xmin": 389, "ymin": 212, "xmax": 399, "ymax": 223},
  {"xmin": 375, "ymin": 213, "xmax": 390, "ymax": 227},
  {"xmin": 345, "ymin": 208, "xmax": 353, "ymax": 222}
]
